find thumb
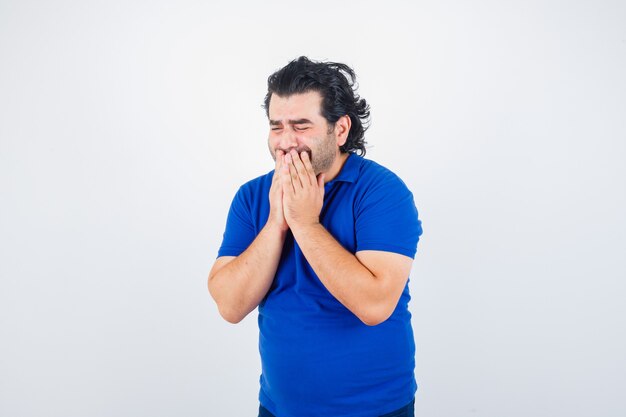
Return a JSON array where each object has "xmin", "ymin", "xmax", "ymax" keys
[{"xmin": 317, "ymin": 173, "xmax": 325, "ymax": 196}]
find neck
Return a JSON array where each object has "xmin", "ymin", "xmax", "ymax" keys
[{"xmin": 322, "ymin": 152, "xmax": 350, "ymax": 183}]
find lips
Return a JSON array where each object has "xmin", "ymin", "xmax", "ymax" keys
[{"xmin": 278, "ymin": 148, "xmax": 312, "ymax": 161}]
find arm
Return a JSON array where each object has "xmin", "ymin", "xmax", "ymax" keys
[
  {"xmin": 208, "ymin": 151, "xmax": 288, "ymax": 324},
  {"xmin": 281, "ymin": 150, "xmax": 414, "ymax": 326},
  {"xmin": 291, "ymin": 223, "xmax": 413, "ymax": 325},
  {"xmin": 208, "ymin": 223, "xmax": 286, "ymax": 324}
]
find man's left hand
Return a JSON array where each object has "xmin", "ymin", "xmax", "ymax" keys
[{"xmin": 280, "ymin": 149, "xmax": 325, "ymax": 230}]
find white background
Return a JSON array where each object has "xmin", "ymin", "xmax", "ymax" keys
[{"xmin": 1, "ymin": 0, "xmax": 625, "ymax": 416}]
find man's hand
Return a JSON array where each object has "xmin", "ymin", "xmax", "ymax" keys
[
  {"xmin": 208, "ymin": 149, "xmax": 290, "ymax": 323},
  {"xmin": 268, "ymin": 149, "xmax": 289, "ymax": 231},
  {"xmin": 280, "ymin": 149, "xmax": 325, "ymax": 230}
]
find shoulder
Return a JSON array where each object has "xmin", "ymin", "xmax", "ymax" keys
[
  {"xmin": 227, "ymin": 169, "xmax": 274, "ymax": 213},
  {"xmin": 236, "ymin": 169, "xmax": 274, "ymax": 195},
  {"xmin": 352, "ymin": 155, "xmax": 413, "ymax": 196},
  {"xmin": 350, "ymin": 156, "xmax": 422, "ymax": 257}
]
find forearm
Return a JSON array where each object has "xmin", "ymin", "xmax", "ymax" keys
[
  {"xmin": 209, "ymin": 221, "xmax": 287, "ymax": 323},
  {"xmin": 291, "ymin": 223, "xmax": 388, "ymax": 325}
]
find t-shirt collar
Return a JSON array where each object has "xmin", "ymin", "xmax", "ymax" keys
[{"xmin": 327, "ymin": 152, "xmax": 360, "ymax": 185}]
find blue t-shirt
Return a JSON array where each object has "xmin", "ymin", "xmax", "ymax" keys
[{"xmin": 218, "ymin": 153, "xmax": 423, "ymax": 417}]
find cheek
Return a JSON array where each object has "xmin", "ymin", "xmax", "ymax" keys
[
  {"xmin": 267, "ymin": 138, "xmax": 277, "ymax": 157},
  {"xmin": 300, "ymin": 132, "xmax": 318, "ymax": 146}
]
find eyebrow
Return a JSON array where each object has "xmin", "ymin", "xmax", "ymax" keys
[{"xmin": 269, "ymin": 118, "xmax": 313, "ymax": 126}]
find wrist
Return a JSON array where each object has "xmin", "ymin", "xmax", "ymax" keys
[
  {"xmin": 289, "ymin": 220, "xmax": 322, "ymax": 236},
  {"xmin": 265, "ymin": 218, "xmax": 289, "ymax": 235}
]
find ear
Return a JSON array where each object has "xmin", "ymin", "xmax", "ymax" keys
[{"xmin": 334, "ymin": 115, "xmax": 351, "ymax": 147}]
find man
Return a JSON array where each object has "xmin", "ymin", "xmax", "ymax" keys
[{"xmin": 208, "ymin": 56, "xmax": 423, "ymax": 417}]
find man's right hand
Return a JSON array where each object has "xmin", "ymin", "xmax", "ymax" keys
[
  {"xmin": 268, "ymin": 149, "xmax": 289, "ymax": 231},
  {"xmin": 208, "ymin": 149, "xmax": 290, "ymax": 323}
]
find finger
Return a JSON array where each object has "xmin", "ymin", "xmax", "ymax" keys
[
  {"xmin": 290, "ymin": 150, "xmax": 312, "ymax": 186},
  {"xmin": 281, "ymin": 155, "xmax": 295, "ymax": 195},
  {"xmin": 285, "ymin": 152, "xmax": 303, "ymax": 190},
  {"xmin": 274, "ymin": 150, "xmax": 284, "ymax": 171},
  {"xmin": 317, "ymin": 173, "xmax": 325, "ymax": 200},
  {"xmin": 271, "ymin": 150, "xmax": 284, "ymax": 184},
  {"xmin": 300, "ymin": 151, "xmax": 316, "ymax": 180}
]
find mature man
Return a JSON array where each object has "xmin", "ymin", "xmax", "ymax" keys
[{"xmin": 208, "ymin": 56, "xmax": 423, "ymax": 417}]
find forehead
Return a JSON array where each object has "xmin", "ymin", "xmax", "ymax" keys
[{"xmin": 268, "ymin": 90, "xmax": 324, "ymax": 121}]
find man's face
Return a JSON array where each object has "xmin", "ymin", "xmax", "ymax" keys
[{"xmin": 267, "ymin": 90, "xmax": 339, "ymax": 175}]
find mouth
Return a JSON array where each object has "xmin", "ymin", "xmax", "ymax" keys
[
  {"xmin": 300, "ymin": 149, "xmax": 313, "ymax": 160},
  {"xmin": 276, "ymin": 148, "xmax": 312, "ymax": 160}
]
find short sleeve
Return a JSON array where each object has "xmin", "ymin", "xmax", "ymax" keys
[
  {"xmin": 217, "ymin": 185, "xmax": 257, "ymax": 258},
  {"xmin": 355, "ymin": 172, "xmax": 422, "ymax": 258}
]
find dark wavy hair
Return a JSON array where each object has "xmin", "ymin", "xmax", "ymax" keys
[{"xmin": 262, "ymin": 56, "xmax": 371, "ymax": 156}]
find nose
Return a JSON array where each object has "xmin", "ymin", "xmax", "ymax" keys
[{"xmin": 277, "ymin": 129, "xmax": 298, "ymax": 151}]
